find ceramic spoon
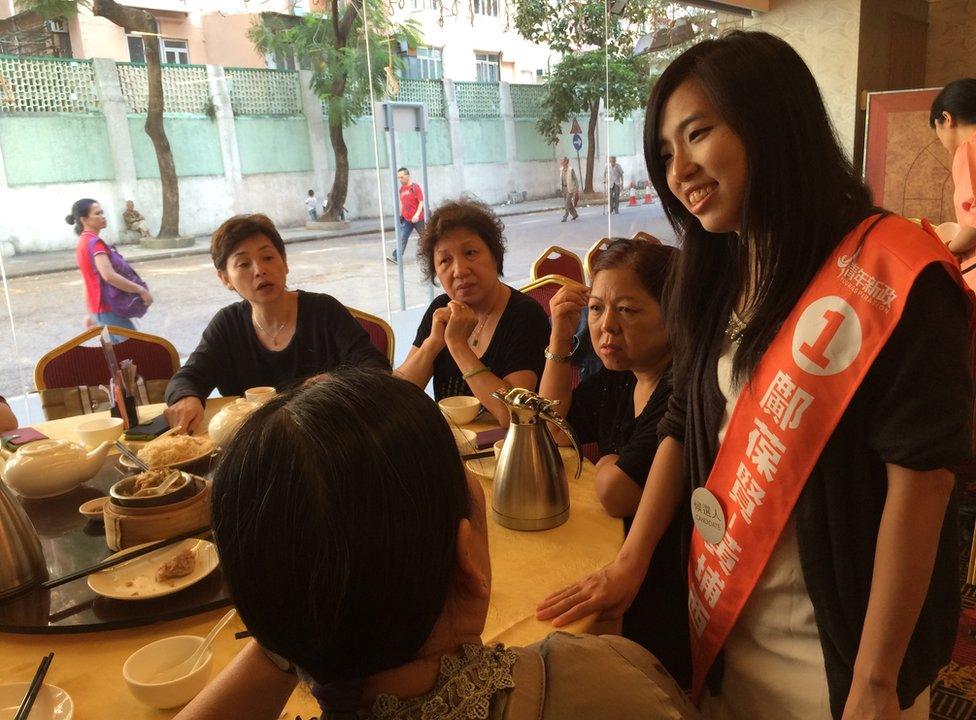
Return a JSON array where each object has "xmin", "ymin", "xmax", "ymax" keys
[{"xmin": 151, "ymin": 608, "xmax": 236, "ymax": 682}]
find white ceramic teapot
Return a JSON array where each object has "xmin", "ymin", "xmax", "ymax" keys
[
  {"xmin": 1, "ymin": 439, "xmax": 111, "ymax": 498},
  {"xmin": 207, "ymin": 398, "xmax": 259, "ymax": 449}
]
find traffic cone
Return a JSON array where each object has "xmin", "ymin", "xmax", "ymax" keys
[
  {"xmin": 628, "ymin": 189, "xmax": 637, "ymax": 206},
  {"xmin": 643, "ymin": 186, "xmax": 654, "ymax": 204}
]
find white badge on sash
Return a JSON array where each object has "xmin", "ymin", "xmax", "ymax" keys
[{"xmin": 691, "ymin": 487, "xmax": 726, "ymax": 545}]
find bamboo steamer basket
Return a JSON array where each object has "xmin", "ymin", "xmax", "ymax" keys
[{"xmin": 103, "ymin": 476, "xmax": 211, "ymax": 550}]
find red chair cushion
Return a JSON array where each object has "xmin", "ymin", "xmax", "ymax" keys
[
  {"xmin": 355, "ymin": 317, "xmax": 389, "ymax": 361},
  {"xmin": 42, "ymin": 339, "xmax": 175, "ymax": 390},
  {"xmin": 537, "ymin": 256, "xmax": 584, "ymax": 284}
]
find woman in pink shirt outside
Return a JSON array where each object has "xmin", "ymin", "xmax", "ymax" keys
[
  {"xmin": 931, "ymin": 79, "xmax": 976, "ymax": 291},
  {"xmin": 68, "ymin": 198, "xmax": 153, "ymax": 331}
]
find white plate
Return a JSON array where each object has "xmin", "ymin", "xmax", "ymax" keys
[
  {"xmin": 87, "ymin": 539, "xmax": 219, "ymax": 601},
  {"xmin": 0, "ymin": 683, "xmax": 73, "ymax": 720},
  {"xmin": 118, "ymin": 442, "xmax": 214, "ymax": 470}
]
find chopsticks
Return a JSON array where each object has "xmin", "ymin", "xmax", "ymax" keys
[
  {"xmin": 14, "ymin": 652, "xmax": 54, "ymax": 720},
  {"xmin": 462, "ymin": 450, "xmax": 494, "ymax": 461},
  {"xmin": 114, "ymin": 440, "xmax": 150, "ymax": 471},
  {"xmin": 39, "ymin": 526, "xmax": 212, "ymax": 591}
]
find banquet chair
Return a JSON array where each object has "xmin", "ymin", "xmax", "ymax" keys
[
  {"xmin": 34, "ymin": 325, "xmax": 180, "ymax": 420},
  {"xmin": 531, "ymin": 245, "xmax": 585, "ymax": 283},
  {"xmin": 632, "ymin": 231, "xmax": 663, "ymax": 245},
  {"xmin": 585, "ymin": 238, "xmax": 613, "ymax": 283},
  {"xmin": 520, "ymin": 274, "xmax": 574, "ymax": 317},
  {"xmin": 347, "ymin": 306, "xmax": 395, "ymax": 365}
]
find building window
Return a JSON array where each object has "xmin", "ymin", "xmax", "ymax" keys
[
  {"xmin": 472, "ymin": 0, "xmax": 498, "ymax": 16},
  {"xmin": 126, "ymin": 18, "xmax": 160, "ymax": 63},
  {"xmin": 403, "ymin": 46, "xmax": 443, "ymax": 80},
  {"xmin": 161, "ymin": 38, "xmax": 189, "ymax": 65},
  {"xmin": 475, "ymin": 52, "xmax": 499, "ymax": 82}
]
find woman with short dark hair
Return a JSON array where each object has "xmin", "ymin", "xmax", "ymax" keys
[
  {"xmin": 396, "ymin": 197, "xmax": 549, "ymax": 426},
  {"xmin": 164, "ymin": 213, "xmax": 388, "ymax": 433},
  {"xmin": 539, "ymin": 239, "xmax": 687, "ymax": 685},
  {"xmin": 173, "ymin": 369, "xmax": 700, "ymax": 720},
  {"xmin": 539, "ymin": 31, "xmax": 973, "ymax": 719}
]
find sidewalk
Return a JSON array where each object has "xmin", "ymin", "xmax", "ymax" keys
[{"xmin": 1, "ymin": 196, "xmax": 571, "ymax": 279}]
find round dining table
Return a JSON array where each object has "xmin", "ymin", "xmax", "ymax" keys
[{"xmin": 0, "ymin": 399, "xmax": 623, "ymax": 719}]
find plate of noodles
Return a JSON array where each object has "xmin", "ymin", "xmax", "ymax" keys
[{"xmin": 120, "ymin": 434, "xmax": 215, "ymax": 470}]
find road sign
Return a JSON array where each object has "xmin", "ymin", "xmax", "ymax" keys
[
  {"xmin": 569, "ymin": 117, "xmax": 582, "ymax": 134},
  {"xmin": 572, "ymin": 134, "xmax": 583, "ymax": 152}
]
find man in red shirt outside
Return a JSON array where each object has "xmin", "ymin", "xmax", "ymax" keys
[{"xmin": 388, "ymin": 167, "xmax": 425, "ymax": 264}]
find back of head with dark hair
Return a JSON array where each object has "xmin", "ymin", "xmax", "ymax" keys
[
  {"xmin": 930, "ymin": 79, "xmax": 976, "ymax": 127},
  {"xmin": 65, "ymin": 198, "xmax": 98, "ymax": 236},
  {"xmin": 210, "ymin": 213, "xmax": 287, "ymax": 271},
  {"xmin": 591, "ymin": 239, "xmax": 677, "ymax": 303},
  {"xmin": 211, "ymin": 368, "xmax": 472, "ymax": 686},
  {"xmin": 645, "ymin": 30, "xmax": 874, "ymax": 386},
  {"xmin": 418, "ymin": 196, "xmax": 506, "ymax": 283}
]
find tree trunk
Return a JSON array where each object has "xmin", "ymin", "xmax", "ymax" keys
[
  {"xmin": 93, "ymin": 0, "xmax": 180, "ymax": 238},
  {"xmin": 584, "ymin": 98, "xmax": 599, "ymax": 194},
  {"xmin": 324, "ymin": 116, "xmax": 348, "ymax": 221}
]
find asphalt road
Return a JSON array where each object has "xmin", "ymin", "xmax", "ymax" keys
[{"xmin": 0, "ymin": 202, "xmax": 674, "ymax": 402}]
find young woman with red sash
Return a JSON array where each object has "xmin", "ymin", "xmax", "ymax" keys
[{"xmin": 537, "ymin": 31, "xmax": 974, "ymax": 720}]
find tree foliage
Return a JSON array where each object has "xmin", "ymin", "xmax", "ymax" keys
[{"xmin": 249, "ymin": 2, "xmax": 420, "ymax": 220}]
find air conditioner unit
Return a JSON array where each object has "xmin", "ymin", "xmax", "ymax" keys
[
  {"xmin": 46, "ymin": 19, "xmax": 68, "ymax": 33},
  {"xmin": 536, "ymin": 69, "xmax": 544, "ymax": 76}
]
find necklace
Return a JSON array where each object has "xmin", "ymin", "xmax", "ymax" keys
[
  {"xmin": 470, "ymin": 313, "xmax": 490, "ymax": 348},
  {"xmin": 253, "ymin": 315, "xmax": 289, "ymax": 348}
]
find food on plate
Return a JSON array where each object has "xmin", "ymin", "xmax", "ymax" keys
[
  {"xmin": 137, "ymin": 435, "xmax": 213, "ymax": 468},
  {"xmin": 156, "ymin": 547, "xmax": 197, "ymax": 583}
]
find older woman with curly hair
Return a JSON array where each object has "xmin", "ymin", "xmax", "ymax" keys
[{"xmin": 396, "ymin": 197, "xmax": 550, "ymax": 426}]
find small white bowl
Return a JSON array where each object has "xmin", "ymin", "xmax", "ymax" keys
[
  {"xmin": 439, "ymin": 396, "xmax": 481, "ymax": 426},
  {"xmin": 452, "ymin": 427, "xmax": 478, "ymax": 450},
  {"xmin": 0, "ymin": 683, "xmax": 73, "ymax": 720},
  {"xmin": 493, "ymin": 439, "xmax": 505, "ymax": 458},
  {"xmin": 123, "ymin": 635, "xmax": 214, "ymax": 709},
  {"xmin": 75, "ymin": 417, "xmax": 124, "ymax": 449},
  {"xmin": 244, "ymin": 386, "xmax": 276, "ymax": 404}
]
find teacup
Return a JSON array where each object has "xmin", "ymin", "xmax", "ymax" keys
[
  {"xmin": 493, "ymin": 439, "xmax": 505, "ymax": 458},
  {"xmin": 244, "ymin": 386, "xmax": 276, "ymax": 404}
]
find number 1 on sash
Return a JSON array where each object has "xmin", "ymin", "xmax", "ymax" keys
[{"xmin": 799, "ymin": 309, "xmax": 844, "ymax": 369}]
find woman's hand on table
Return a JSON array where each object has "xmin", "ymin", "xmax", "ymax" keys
[
  {"xmin": 549, "ymin": 283, "xmax": 589, "ymax": 346},
  {"xmin": 535, "ymin": 556, "xmax": 643, "ymax": 627},
  {"xmin": 444, "ymin": 301, "xmax": 479, "ymax": 351},
  {"xmin": 164, "ymin": 396, "xmax": 205, "ymax": 435}
]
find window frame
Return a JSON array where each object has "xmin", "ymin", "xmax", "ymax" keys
[{"xmin": 475, "ymin": 51, "xmax": 500, "ymax": 83}]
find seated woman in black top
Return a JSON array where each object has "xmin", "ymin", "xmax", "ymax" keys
[
  {"xmin": 165, "ymin": 214, "xmax": 388, "ymax": 433},
  {"xmin": 396, "ymin": 198, "xmax": 550, "ymax": 426},
  {"xmin": 539, "ymin": 239, "xmax": 688, "ymax": 685}
]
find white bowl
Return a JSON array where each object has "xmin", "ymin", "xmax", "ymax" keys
[
  {"xmin": 452, "ymin": 427, "xmax": 478, "ymax": 450},
  {"xmin": 0, "ymin": 683, "xmax": 73, "ymax": 720},
  {"xmin": 123, "ymin": 635, "xmax": 214, "ymax": 709},
  {"xmin": 244, "ymin": 386, "xmax": 276, "ymax": 404},
  {"xmin": 439, "ymin": 396, "xmax": 481, "ymax": 426},
  {"xmin": 493, "ymin": 439, "xmax": 505, "ymax": 458},
  {"xmin": 75, "ymin": 417, "xmax": 124, "ymax": 449}
]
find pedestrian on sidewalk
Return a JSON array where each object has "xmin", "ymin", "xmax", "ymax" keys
[
  {"xmin": 603, "ymin": 156, "xmax": 625, "ymax": 214},
  {"xmin": 69, "ymin": 198, "xmax": 153, "ymax": 335},
  {"xmin": 560, "ymin": 157, "xmax": 579, "ymax": 222},
  {"xmin": 388, "ymin": 167, "xmax": 425, "ymax": 263},
  {"xmin": 305, "ymin": 190, "xmax": 319, "ymax": 222}
]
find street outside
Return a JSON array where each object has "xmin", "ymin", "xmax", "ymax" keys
[{"xmin": 0, "ymin": 201, "xmax": 673, "ymax": 414}]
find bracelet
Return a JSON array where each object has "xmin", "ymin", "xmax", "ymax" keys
[
  {"xmin": 544, "ymin": 347, "xmax": 572, "ymax": 364},
  {"xmin": 462, "ymin": 366, "xmax": 491, "ymax": 381}
]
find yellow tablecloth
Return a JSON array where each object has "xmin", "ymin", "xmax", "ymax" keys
[{"xmin": 0, "ymin": 403, "xmax": 622, "ymax": 719}]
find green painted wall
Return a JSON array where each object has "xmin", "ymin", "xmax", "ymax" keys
[
  {"xmin": 236, "ymin": 117, "xmax": 312, "ymax": 175},
  {"xmin": 128, "ymin": 115, "xmax": 223, "ymax": 179},
  {"xmin": 514, "ymin": 119, "xmax": 554, "ymax": 162},
  {"xmin": 337, "ymin": 116, "xmax": 389, "ymax": 170},
  {"xmin": 397, "ymin": 117, "xmax": 452, "ymax": 167},
  {"xmin": 608, "ymin": 119, "xmax": 635, "ymax": 157},
  {"xmin": 0, "ymin": 114, "xmax": 114, "ymax": 186},
  {"xmin": 459, "ymin": 119, "xmax": 505, "ymax": 165}
]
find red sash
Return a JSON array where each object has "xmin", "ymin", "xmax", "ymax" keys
[{"xmin": 688, "ymin": 215, "xmax": 973, "ymax": 701}]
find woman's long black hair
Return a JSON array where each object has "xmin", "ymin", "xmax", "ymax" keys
[{"xmin": 645, "ymin": 31, "xmax": 875, "ymax": 386}]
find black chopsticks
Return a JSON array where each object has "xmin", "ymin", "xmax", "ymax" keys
[
  {"xmin": 39, "ymin": 526, "xmax": 212, "ymax": 590},
  {"xmin": 14, "ymin": 652, "xmax": 54, "ymax": 720}
]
